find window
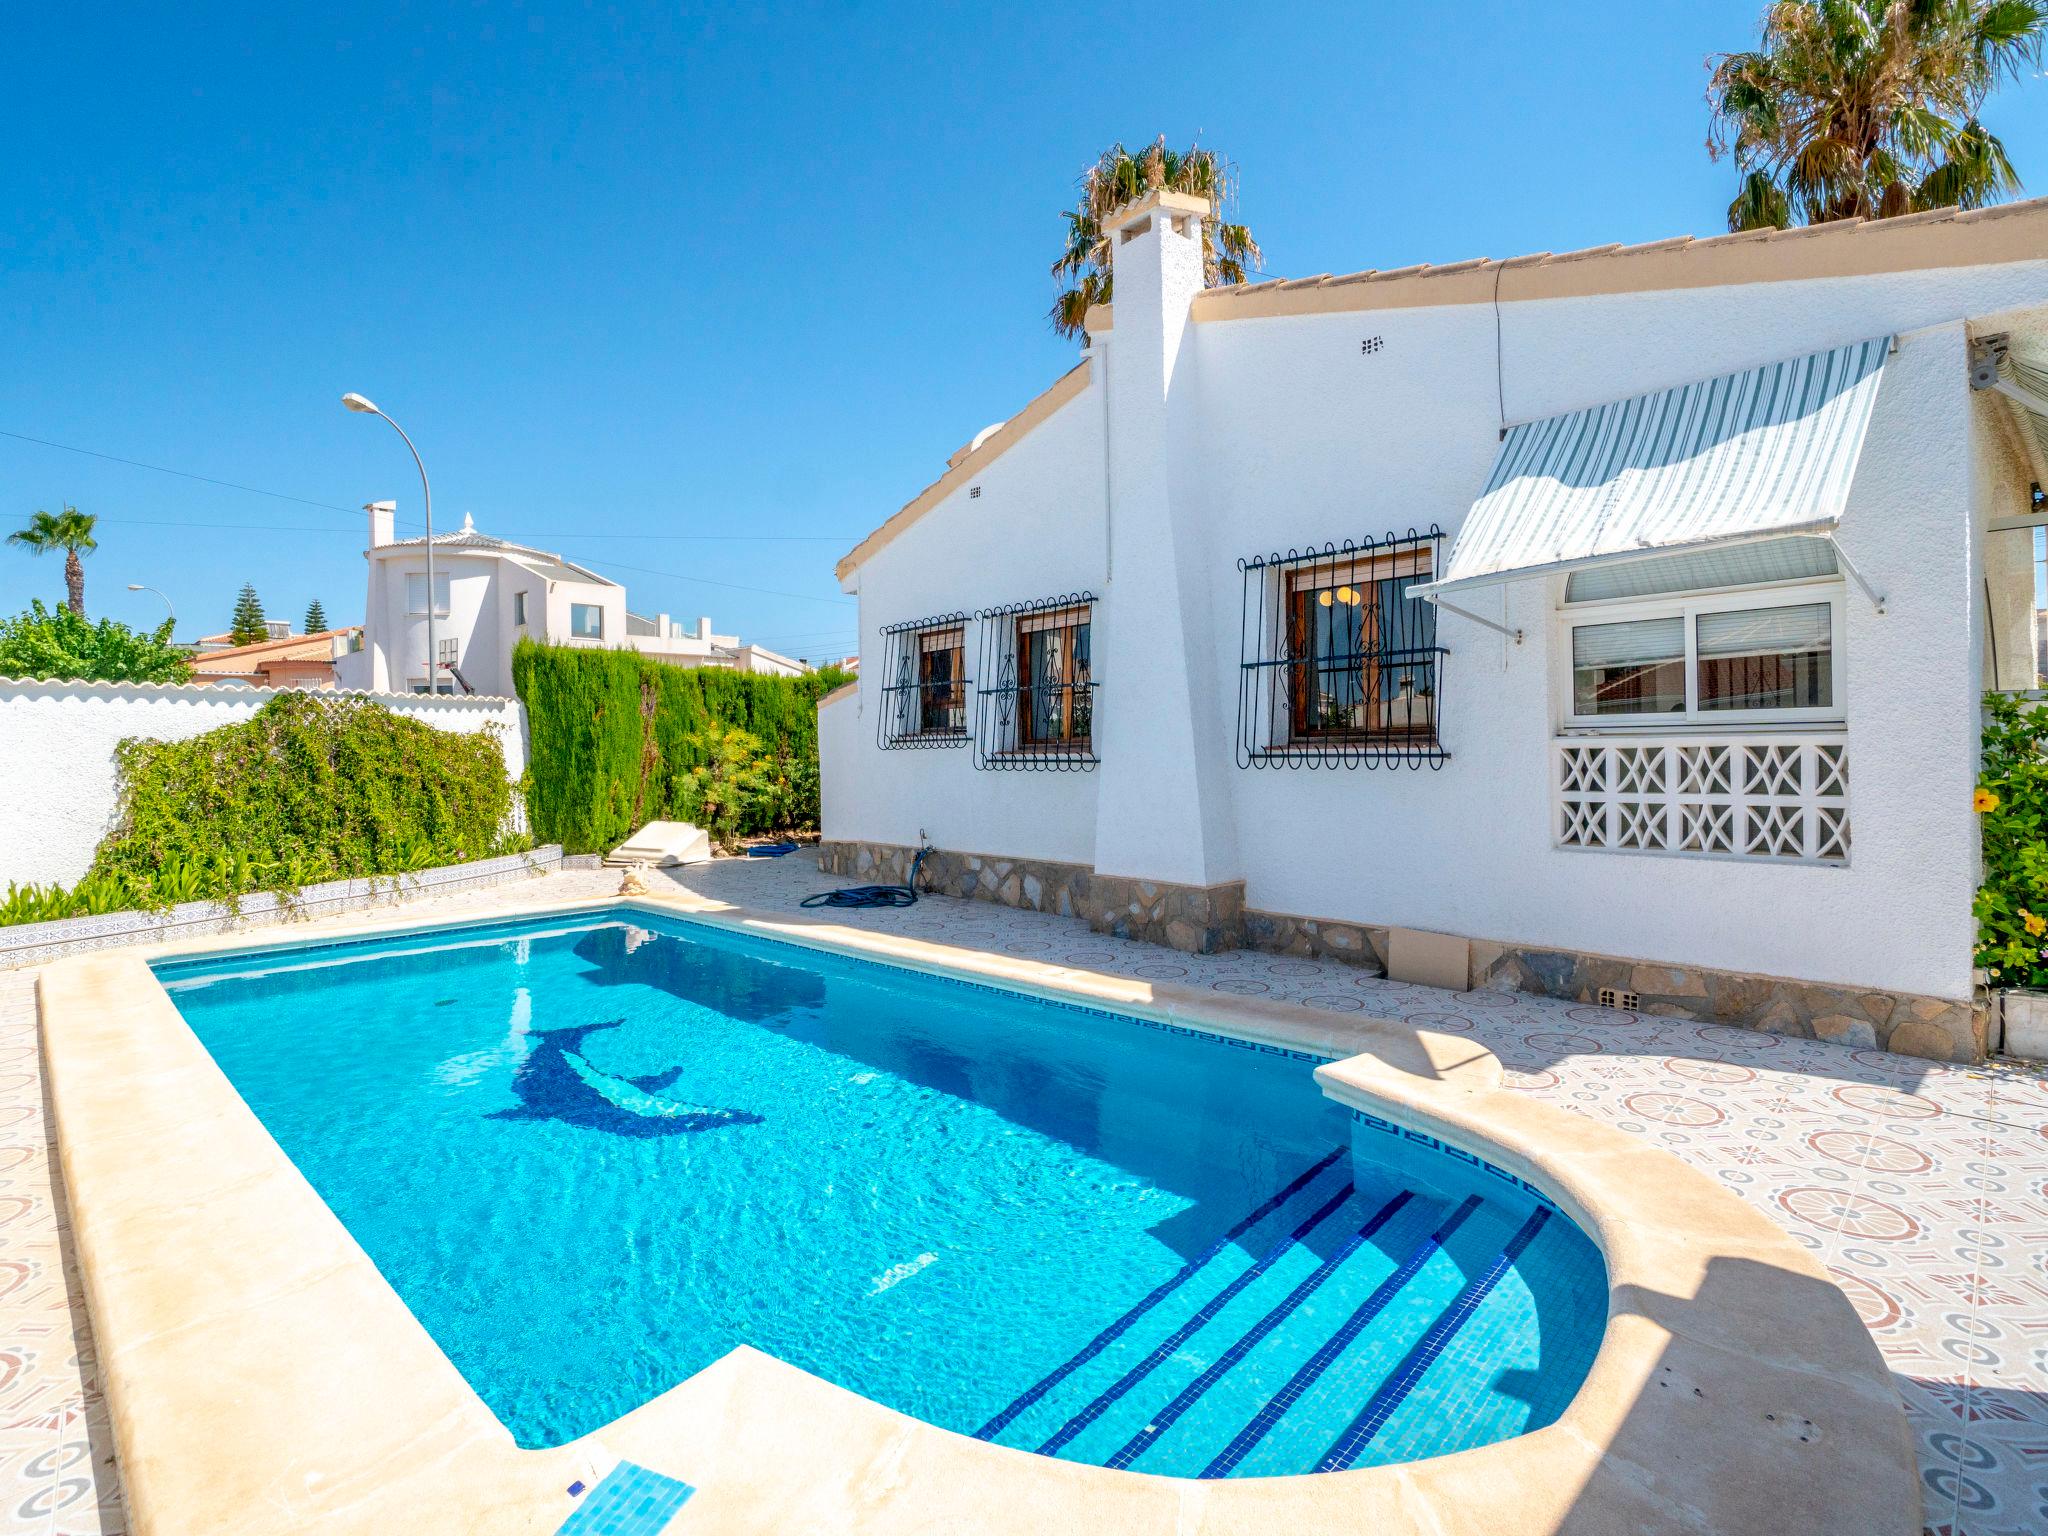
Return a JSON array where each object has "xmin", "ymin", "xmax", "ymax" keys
[
  {"xmin": 1284, "ymin": 553, "xmax": 1436, "ymax": 739},
  {"xmin": 570, "ymin": 603, "xmax": 604, "ymax": 640},
  {"xmin": 877, "ymin": 617, "xmax": 971, "ymax": 746},
  {"xmin": 973, "ymin": 593, "xmax": 1098, "ymax": 770},
  {"xmin": 1696, "ymin": 603, "xmax": 1832, "ymax": 711},
  {"xmin": 1236, "ymin": 528, "xmax": 1447, "ymax": 768},
  {"xmin": 1571, "ymin": 617, "xmax": 1685, "ymax": 716},
  {"xmin": 405, "ymin": 571, "xmax": 451, "ymax": 617},
  {"xmin": 1018, "ymin": 608, "xmax": 1091, "ymax": 748},
  {"xmin": 1563, "ymin": 536, "xmax": 1838, "ymax": 603},
  {"xmin": 1560, "ymin": 541, "xmax": 1842, "ymax": 725},
  {"xmin": 513, "ymin": 590, "xmax": 528, "ymax": 627}
]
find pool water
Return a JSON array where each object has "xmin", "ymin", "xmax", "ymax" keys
[{"xmin": 155, "ymin": 912, "xmax": 1606, "ymax": 1476}]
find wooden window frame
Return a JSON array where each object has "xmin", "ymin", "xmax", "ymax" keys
[
  {"xmin": 912, "ymin": 624, "xmax": 968, "ymax": 738},
  {"xmin": 1015, "ymin": 607, "xmax": 1091, "ymax": 750},
  {"xmin": 1282, "ymin": 548, "xmax": 1436, "ymax": 744}
]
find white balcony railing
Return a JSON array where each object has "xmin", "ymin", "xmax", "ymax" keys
[{"xmin": 1554, "ymin": 732, "xmax": 1848, "ymax": 864}]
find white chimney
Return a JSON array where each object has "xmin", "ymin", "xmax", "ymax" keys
[
  {"xmin": 366, "ymin": 500, "xmax": 396, "ymax": 548},
  {"xmin": 656, "ymin": 612, "xmax": 671, "ymax": 638},
  {"xmin": 696, "ymin": 616, "xmax": 713, "ymax": 642},
  {"xmin": 1089, "ymin": 176, "xmax": 1243, "ymax": 893}
]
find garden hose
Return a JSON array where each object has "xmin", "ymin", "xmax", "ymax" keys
[{"xmin": 801, "ymin": 847, "xmax": 932, "ymax": 909}]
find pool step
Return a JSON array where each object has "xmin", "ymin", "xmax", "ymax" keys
[{"xmin": 975, "ymin": 1152, "xmax": 1562, "ymax": 1479}]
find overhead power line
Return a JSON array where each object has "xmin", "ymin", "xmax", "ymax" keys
[
  {"xmin": 579, "ymin": 557, "xmax": 854, "ymax": 607},
  {"xmin": 2, "ymin": 426, "xmax": 860, "ymax": 545},
  {"xmin": 0, "ymin": 427, "xmax": 366, "ymax": 516}
]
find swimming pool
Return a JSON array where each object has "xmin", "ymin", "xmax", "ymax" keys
[{"xmin": 154, "ymin": 910, "xmax": 1605, "ymax": 1478}]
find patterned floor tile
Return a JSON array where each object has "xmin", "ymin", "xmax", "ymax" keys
[{"xmin": 2, "ymin": 851, "xmax": 2044, "ymax": 1534}]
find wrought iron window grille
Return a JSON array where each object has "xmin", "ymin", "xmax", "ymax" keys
[
  {"xmin": 875, "ymin": 613, "xmax": 973, "ymax": 748},
  {"xmin": 973, "ymin": 592, "xmax": 1098, "ymax": 771},
  {"xmin": 1236, "ymin": 526, "xmax": 1448, "ymax": 770}
]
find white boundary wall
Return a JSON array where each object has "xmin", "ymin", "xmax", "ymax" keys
[{"xmin": 0, "ymin": 680, "xmax": 528, "ymax": 887}]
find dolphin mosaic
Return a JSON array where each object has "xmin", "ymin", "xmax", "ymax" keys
[{"xmin": 491, "ymin": 1017, "xmax": 760, "ymax": 1138}]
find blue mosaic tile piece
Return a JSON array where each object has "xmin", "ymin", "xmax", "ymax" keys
[{"xmin": 554, "ymin": 1461, "xmax": 694, "ymax": 1536}]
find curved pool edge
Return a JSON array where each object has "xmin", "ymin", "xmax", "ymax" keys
[{"xmin": 37, "ymin": 888, "xmax": 1920, "ymax": 1535}]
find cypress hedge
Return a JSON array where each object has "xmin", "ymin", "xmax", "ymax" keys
[{"xmin": 513, "ymin": 638, "xmax": 851, "ymax": 855}]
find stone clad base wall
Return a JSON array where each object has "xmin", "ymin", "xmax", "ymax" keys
[
  {"xmin": 1469, "ymin": 942, "xmax": 1984, "ymax": 1062},
  {"xmin": 818, "ymin": 840, "xmax": 1245, "ymax": 953},
  {"xmin": 817, "ymin": 839, "xmax": 1984, "ymax": 1062}
]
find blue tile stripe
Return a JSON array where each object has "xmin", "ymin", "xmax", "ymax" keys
[
  {"xmin": 1036, "ymin": 1178, "xmax": 1373, "ymax": 1457},
  {"xmin": 974, "ymin": 1145, "xmax": 1347, "ymax": 1441},
  {"xmin": 1198, "ymin": 1193, "xmax": 1485, "ymax": 1478},
  {"xmin": 554, "ymin": 1460, "xmax": 694, "ymax": 1536},
  {"xmin": 1315, "ymin": 1207, "xmax": 1553, "ymax": 1472},
  {"xmin": 1099, "ymin": 1189, "xmax": 1417, "ymax": 1471},
  {"xmin": 1347, "ymin": 1109, "xmax": 1561, "ymax": 1212}
]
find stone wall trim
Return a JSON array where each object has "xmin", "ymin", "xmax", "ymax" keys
[{"xmin": 818, "ymin": 839, "xmax": 1981, "ymax": 1061}]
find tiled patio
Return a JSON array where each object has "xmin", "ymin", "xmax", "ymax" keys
[{"xmin": 3, "ymin": 851, "xmax": 2044, "ymax": 1535}]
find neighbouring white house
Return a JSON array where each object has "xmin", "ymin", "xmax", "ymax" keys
[
  {"xmin": 334, "ymin": 503, "xmax": 805, "ymax": 696},
  {"xmin": 820, "ymin": 188, "xmax": 2048, "ymax": 1063}
]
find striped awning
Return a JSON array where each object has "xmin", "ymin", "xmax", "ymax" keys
[{"xmin": 1416, "ymin": 335, "xmax": 1891, "ymax": 599}]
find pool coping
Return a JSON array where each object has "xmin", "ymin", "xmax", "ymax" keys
[{"xmin": 38, "ymin": 883, "xmax": 1920, "ymax": 1535}]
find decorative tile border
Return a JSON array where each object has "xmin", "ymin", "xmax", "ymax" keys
[
  {"xmin": 1347, "ymin": 1108, "xmax": 1562, "ymax": 1214},
  {"xmin": 0, "ymin": 846, "xmax": 562, "ymax": 969},
  {"xmin": 643, "ymin": 903, "xmax": 1337, "ymax": 1064}
]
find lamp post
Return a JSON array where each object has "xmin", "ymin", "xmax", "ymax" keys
[
  {"xmin": 125, "ymin": 584, "xmax": 175, "ymax": 636},
  {"xmin": 342, "ymin": 393, "xmax": 436, "ymax": 692}
]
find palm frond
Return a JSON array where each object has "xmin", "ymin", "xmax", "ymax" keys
[
  {"xmin": 1706, "ymin": 0, "xmax": 2043, "ymax": 227},
  {"xmin": 1046, "ymin": 136, "xmax": 1264, "ymax": 339}
]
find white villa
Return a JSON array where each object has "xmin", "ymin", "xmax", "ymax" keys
[
  {"xmin": 819, "ymin": 190, "xmax": 2048, "ymax": 1063},
  {"xmin": 336, "ymin": 501, "xmax": 804, "ymax": 696}
]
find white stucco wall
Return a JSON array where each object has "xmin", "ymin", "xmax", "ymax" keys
[
  {"xmin": 823, "ymin": 248, "xmax": 2048, "ymax": 1004},
  {"xmin": 827, "ymin": 365, "xmax": 1109, "ymax": 867},
  {"xmin": 0, "ymin": 681, "xmax": 528, "ymax": 886}
]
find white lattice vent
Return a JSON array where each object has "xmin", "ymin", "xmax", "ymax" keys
[
  {"xmin": 1554, "ymin": 733, "xmax": 1848, "ymax": 865},
  {"xmin": 1597, "ymin": 987, "xmax": 1640, "ymax": 1012}
]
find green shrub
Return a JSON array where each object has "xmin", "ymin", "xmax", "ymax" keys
[
  {"xmin": 0, "ymin": 599, "xmax": 190, "ymax": 683},
  {"xmin": 1974, "ymin": 692, "xmax": 2048, "ymax": 987},
  {"xmin": 513, "ymin": 640, "xmax": 845, "ymax": 854},
  {"xmin": 91, "ymin": 692, "xmax": 518, "ymax": 905},
  {"xmin": 1, "ymin": 693, "xmax": 527, "ymax": 929}
]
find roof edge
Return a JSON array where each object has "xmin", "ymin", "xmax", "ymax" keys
[
  {"xmin": 835, "ymin": 358, "xmax": 1093, "ymax": 582},
  {"xmin": 1192, "ymin": 197, "xmax": 2048, "ymax": 324}
]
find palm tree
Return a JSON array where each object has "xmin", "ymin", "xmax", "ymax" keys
[
  {"xmin": 1049, "ymin": 138, "xmax": 1263, "ymax": 340},
  {"xmin": 1708, "ymin": 1, "xmax": 2047, "ymax": 232},
  {"xmin": 7, "ymin": 506, "xmax": 98, "ymax": 617}
]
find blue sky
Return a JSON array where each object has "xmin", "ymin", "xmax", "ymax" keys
[{"xmin": 4, "ymin": 2, "xmax": 2043, "ymax": 659}]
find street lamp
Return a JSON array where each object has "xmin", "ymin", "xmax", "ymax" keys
[
  {"xmin": 126, "ymin": 584, "xmax": 175, "ymax": 635},
  {"xmin": 342, "ymin": 392, "xmax": 437, "ymax": 692}
]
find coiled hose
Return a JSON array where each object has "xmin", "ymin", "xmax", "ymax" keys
[{"xmin": 801, "ymin": 847, "xmax": 932, "ymax": 909}]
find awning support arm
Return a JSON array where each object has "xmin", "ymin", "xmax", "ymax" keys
[
  {"xmin": 1825, "ymin": 534, "xmax": 1886, "ymax": 615},
  {"xmin": 1419, "ymin": 590, "xmax": 1523, "ymax": 644},
  {"xmin": 1992, "ymin": 376, "xmax": 2048, "ymax": 421}
]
